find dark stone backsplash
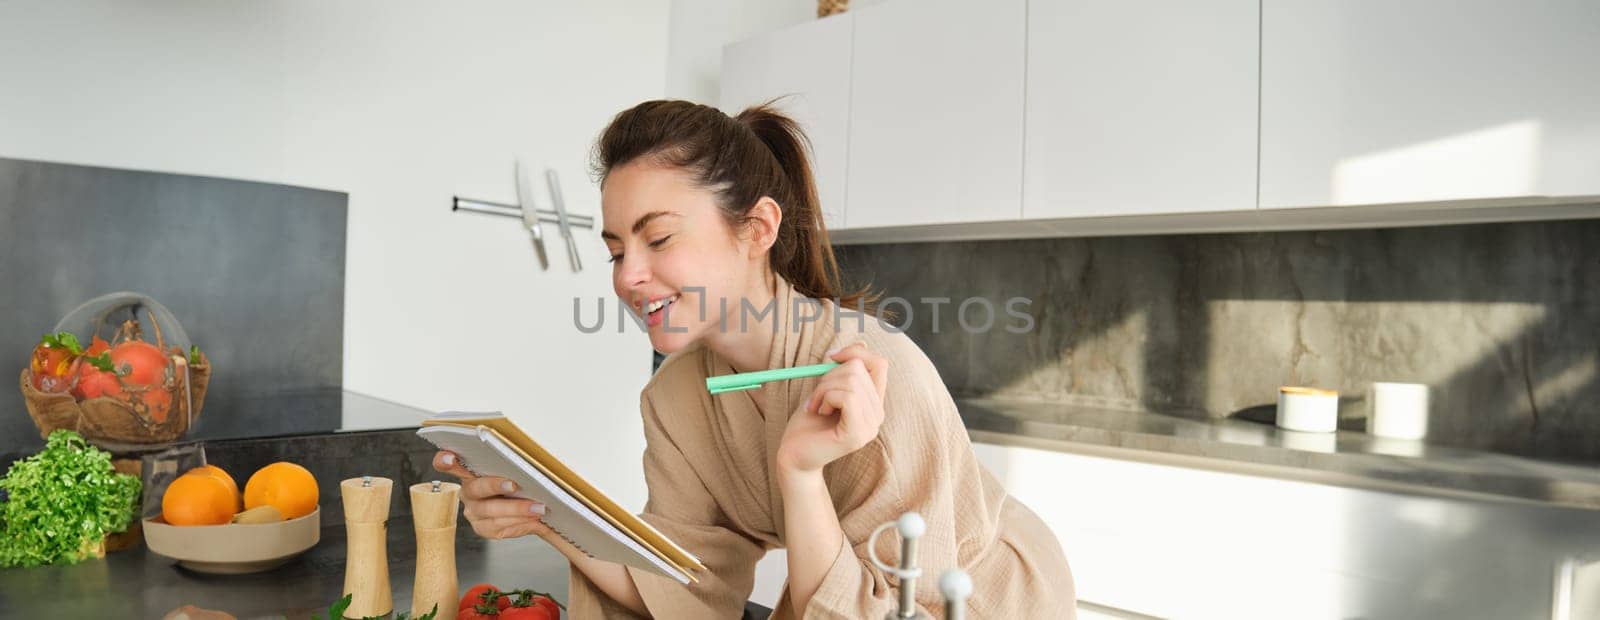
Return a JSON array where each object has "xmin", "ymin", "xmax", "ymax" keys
[
  {"xmin": 0, "ymin": 157, "xmax": 347, "ymax": 457},
  {"xmin": 837, "ymin": 219, "xmax": 1600, "ymax": 462}
]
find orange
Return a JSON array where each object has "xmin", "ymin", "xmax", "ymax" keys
[
  {"xmin": 162, "ymin": 473, "xmax": 237, "ymax": 526},
  {"xmin": 187, "ymin": 464, "xmax": 241, "ymax": 510},
  {"xmin": 243, "ymin": 462, "xmax": 319, "ymax": 520}
]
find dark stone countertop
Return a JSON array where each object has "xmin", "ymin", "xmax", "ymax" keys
[
  {"xmin": 0, "ymin": 515, "xmax": 565, "ymax": 619},
  {"xmin": 0, "ymin": 512, "xmax": 580, "ymax": 620},
  {"xmin": 957, "ymin": 397, "xmax": 1600, "ymax": 511},
  {"xmin": 0, "ymin": 518, "xmax": 771, "ymax": 620},
  {"xmin": 0, "ymin": 423, "xmax": 773, "ymax": 620}
]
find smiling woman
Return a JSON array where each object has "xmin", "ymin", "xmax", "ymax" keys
[
  {"xmin": 594, "ymin": 99, "xmax": 872, "ymax": 367},
  {"xmin": 437, "ymin": 100, "xmax": 1077, "ymax": 619}
]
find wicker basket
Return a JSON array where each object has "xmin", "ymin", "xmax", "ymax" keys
[
  {"xmin": 818, "ymin": 0, "xmax": 848, "ymax": 18},
  {"xmin": 19, "ymin": 313, "xmax": 211, "ymax": 447}
]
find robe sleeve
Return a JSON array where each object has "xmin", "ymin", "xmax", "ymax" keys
[
  {"xmin": 790, "ymin": 328, "xmax": 1019, "ymax": 619},
  {"xmin": 786, "ymin": 531, "xmax": 903, "ymax": 619},
  {"xmin": 567, "ymin": 391, "xmax": 767, "ymax": 618}
]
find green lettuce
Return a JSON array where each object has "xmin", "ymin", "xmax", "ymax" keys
[{"xmin": 0, "ymin": 430, "xmax": 142, "ymax": 567}]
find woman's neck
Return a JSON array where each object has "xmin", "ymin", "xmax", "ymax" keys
[{"xmin": 704, "ymin": 273, "xmax": 780, "ymax": 373}]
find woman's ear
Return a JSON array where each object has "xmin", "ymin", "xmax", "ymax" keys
[{"xmin": 745, "ymin": 197, "xmax": 782, "ymax": 257}]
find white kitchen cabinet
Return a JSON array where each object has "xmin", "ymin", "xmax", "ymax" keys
[
  {"xmin": 1023, "ymin": 0, "xmax": 1259, "ymax": 219},
  {"xmin": 1260, "ymin": 0, "xmax": 1600, "ymax": 208},
  {"xmin": 720, "ymin": 14, "xmax": 854, "ymax": 230},
  {"xmin": 725, "ymin": 0, "xmax": 1600, "ymax": 244},
  {"xmin": 844, "ymin": 0, "xmax": 1026, "ymax": 228}
]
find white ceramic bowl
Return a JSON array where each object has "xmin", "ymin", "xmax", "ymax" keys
[{"xmin": 143, "ymin": 507, "xmax": 320, "ymax": 574}]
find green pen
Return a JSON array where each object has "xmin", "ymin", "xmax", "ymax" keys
[{"xmin": 705, "ymin": 361, "xmax": 841, "ymax": 395}]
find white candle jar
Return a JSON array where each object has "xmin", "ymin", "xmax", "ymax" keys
[
  {"xmin": 1276, "ymin": 387, "xmax": 1339, "ymax": 433},
  {"xmin": 1369, "ymin": 382, "xmax": 1430, "ymax": 440}
]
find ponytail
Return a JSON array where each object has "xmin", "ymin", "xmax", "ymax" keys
[{"xmin": 593, "ymin": 99, "xmax": 876, "ymax": 313}]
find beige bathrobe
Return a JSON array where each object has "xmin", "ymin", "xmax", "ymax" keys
[{"xmin": 569, "ymin": 282, "xmax": 1075, "ymax": 618}]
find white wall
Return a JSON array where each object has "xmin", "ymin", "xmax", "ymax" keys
[
  {"xmin": 0, "ymin": 0, "xmax": 670, "ymax": 508},
  {"xmin": 0, "ymin": 0, "xmax": 902, "ymax": 609},
  {"xmin": 666, "ymin": 0, "xmax": 811, "ymax": 102},
  {"xmin": 665, "ymin": 0, "xmax": 889, "ymax": 103}
]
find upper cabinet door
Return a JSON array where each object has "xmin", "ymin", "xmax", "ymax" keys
[
  {"xmin": 721, "ymin": 14, "xmax": 854, "ymax": 229},
  {"xmin": 1024, "ymin": 0, "xmax": 1259, "ymax": 219},
  {"xmin": 1261, "ymin": 0, "xmax": 1600, "ymax": 208},
  {"xmin": 845, "ymin": 0, "xmax": 1026, "ymax": 228}
]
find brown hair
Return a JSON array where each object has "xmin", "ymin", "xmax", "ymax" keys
[{"xmin": 592, "ymin": 99, "xmax": 875, "ymax": 313}]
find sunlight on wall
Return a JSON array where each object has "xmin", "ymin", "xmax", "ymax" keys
[
  {"xmin": 1332, "ymin": 120, "xmax": 1542, "ymax": 205},
  {"xmin": 1204, "ymin": 300, "xmax": 1548, "ymax": 408},
  {"xmin": 1534, "ymin": 353, "xmax": 1598, "ymax": 410},
  {"xmin": 992, "ymin": 309, "xmax": 1149, "ymax": 402},
  {"xmin": 988, "ymin": 299, "xmax": 1554, "ymax": 424}
]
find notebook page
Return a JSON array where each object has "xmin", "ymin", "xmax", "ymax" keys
[
  {"xmin": 421, "ymin": 416, "xmax": 704, "ymax": 572},
  {"xmin": 416, "ymin": 425, "xmax": 692, "ymax": 584}
]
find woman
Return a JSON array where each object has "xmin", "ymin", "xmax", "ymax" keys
[{"xmin": 434, "ymin": 100, "xmax": 1075, "ymax": 618}]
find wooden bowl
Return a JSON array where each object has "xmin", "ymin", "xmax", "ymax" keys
[{"xmin": 143, "ymin": 507, "xmax": 320, "ymax": 574}]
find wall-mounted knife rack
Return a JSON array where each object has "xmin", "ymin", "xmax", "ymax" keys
[{"xmin": 452, "ymin": 161, "xmax": 593, "ymax": 272}]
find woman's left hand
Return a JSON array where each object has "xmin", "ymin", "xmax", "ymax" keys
[{"xmin": 777, "ymin": 342, "xmax": 890, "ymax": 474}]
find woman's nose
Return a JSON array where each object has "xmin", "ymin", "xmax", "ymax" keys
[{"xmin": 616, "ymin": 255, "xmax": 651, "ymax": 293}]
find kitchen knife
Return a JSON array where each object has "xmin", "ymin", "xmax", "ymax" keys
[
  {"xmin": 516, "ymin": 160, "xmax": 550, "ymax": 270},
  {"xmin": 546, "ymin": 168, "xmax": 582, "ymax": 272}
]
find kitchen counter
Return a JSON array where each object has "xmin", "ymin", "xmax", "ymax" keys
[
  {"xmin": 0, "ymin": 515, "xmax": 774, "ymax": 619},
  {"xmin": 958, "ymin": 397, "xmax": 1600, "ymax": 511},
  {"xmin": 0, "ymin": 515, "xmax": 565, "ymax": 619},
  {"xmin": 0, "ymin": 420, "xmax": 774, "ymax": 619}
]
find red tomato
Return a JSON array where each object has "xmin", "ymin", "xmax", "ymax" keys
[
  {"xmin": 72, "ymin": 362, "xmax": 122, "ymax": 400},
  {"xmin": 500, "ymin": 607, "xmax": 552, "ymax": 620},
  {"xmin": 506, "ymin": 590, "xmax": 561, "ymax": 620},
  {"xmin": 460, "ymin": 584, "xmax": 504, "ymax": 612},
  {"xmin": 109, "ymin": 340, "xmax": 170, "ymax": 386},
  {"xmin": 85, "ymin": 336, "xmax": 110, "ymax": 357},
  {"xmin": 70, "ymin": 338, "xmax": 174, "ymax": 421},
  {"xmin": 28, "ymin": 336, "xmax": 80, "ymax": 393},
  {"xmin": 459, "ymin": 606, "xmax": 500, "ymax": 620}
]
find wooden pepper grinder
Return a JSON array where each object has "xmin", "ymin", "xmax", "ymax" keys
[
  {"xmin": 410, "ymin": 480, "xmax": 461, "ymax": 620},
  {"xmin": 341, "ymin": 476, "xmax": 394, "ymax": 618}
]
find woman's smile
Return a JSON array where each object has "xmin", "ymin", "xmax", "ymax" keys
[{"xmin": 643, "ymin": 293, "xmax": 681, "ymax": 327}]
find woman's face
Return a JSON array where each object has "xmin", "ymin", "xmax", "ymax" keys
[{"xmin": 601, "ymin": 161, "xmax": 761, "ymax": 354}]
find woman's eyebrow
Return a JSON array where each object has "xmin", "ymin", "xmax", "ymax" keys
[{"xmin": 601, "ymin": 210, "xmax": 678, "ymax": 240}]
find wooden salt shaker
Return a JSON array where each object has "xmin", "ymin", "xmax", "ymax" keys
[
  {"xmin": 411, "ymin": 481, "xmax": 461, "ymax": 620},
  {"xmin": 341, "ymin": 476, "xmax": 394, "ymax": 618}
]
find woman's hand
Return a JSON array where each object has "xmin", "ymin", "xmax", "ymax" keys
[
  {"xmin": 433, "ymin": 451, "xmax": 552, "ymax": 540},
  {"xmin": 437, "ymin": 452, "xmax": 650, "ymax": 614},
  {"xmin": 776, "ymin": 342, "xmax": 890, "ymax": 475}
]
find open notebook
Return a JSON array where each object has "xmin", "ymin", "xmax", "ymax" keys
[{"xmin": 417, "ymin": 411, "xmax": 705, "ymax": 584}]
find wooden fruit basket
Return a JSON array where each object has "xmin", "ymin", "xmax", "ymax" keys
[{"xmin": 19, "ymin": 316, "xmax": 211, "ymax": 447}]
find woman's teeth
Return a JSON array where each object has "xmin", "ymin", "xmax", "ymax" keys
[{"xmin": 646, "ymin": 295, "xmax": 680, "ymax": 314}]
